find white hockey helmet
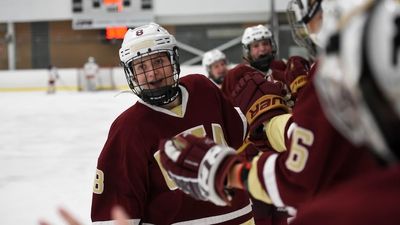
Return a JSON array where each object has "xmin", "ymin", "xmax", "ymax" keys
[
  {"xmin": 119, "ymin": 22, "xmax": 180, "ymax": 106},
  {"xmin": 241, "ymin": 25, "xmax": 275, "ymax": 47},
  {"xmin": 241, "ymin": 25, "xmax": 277, "ymax": 71},
  {"xmin": 202, "ymin": 49, "xmax": 227, "ymax": 72},
  {"xmin": 315, "ymin": 0, "xmax": 400, "ymax": 163}
]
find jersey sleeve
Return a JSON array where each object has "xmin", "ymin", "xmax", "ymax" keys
[
  {"xmin": 91, "ymin": 115, "xmax": 149, "ymax": 224},
  {"xmin": 244, "ymin": 64, "xmax": 378, "ymax": 211}
]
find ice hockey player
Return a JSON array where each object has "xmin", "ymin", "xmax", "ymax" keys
[
  {"xmin": 47, "ymin": 64, "xmax": 59, "ymax": 94},
  {"xmin": 202, "ymin": 49, "xmax": 229, "ymax": 88},
  {"xmin": 222, "ymin": 24, "xmax": 283, "ymax": 101},
  {"xmin": 83, "ymin": 56, "xmax": 99, "ymax": 91},
  {"xmin": 91, "ymin": 22, "xmax": 258, "ymax": 225},
  {"xmin": 221, "ymin": 24, "xmax": 310, "ymax": 107}
]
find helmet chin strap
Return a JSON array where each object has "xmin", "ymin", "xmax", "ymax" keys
[
  {"xmin": 140, "ymin": 85, "xmax": 180, "ymax": 106},
  {"xmin": 249, "ymin": 53, "xmax": 275, "ymax": 72},
  {"xmin": 210, "ymin": 76, "xmax": 224, "ymax": 85}
]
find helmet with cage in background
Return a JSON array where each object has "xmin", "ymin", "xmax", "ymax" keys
[
  {"xmin": 202, "ymin": 49, "xmax": 228, "ymax": 84},
  {"xmin": 241, "ymin": 24, "xmax": 277, "ymax": 72}
]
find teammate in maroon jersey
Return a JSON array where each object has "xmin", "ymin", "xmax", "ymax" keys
[
  {"xmin": 158, "ymin": 0, "xmax": 379, "ymax": 219},
  {"xmin": 291, "ymin": 0, "xmax": 400, "ymax": 224},
  {"xmin": 221, "ymin": 24, "xmax": 286, "ymax": 103},
  {"xmin": 202, "ymin": 49, "xmax": 229, "ymax": 88},
  {"xmin": 221, "ymin": 24, "xmax": 309, "ymax": 108},
  {"xmin": 90, "ymin": 23, "xmax": 256, "ymax": 225},
  {"xmin": 220, "ymin": 24, "xmax": 297, "ymax": 225}
]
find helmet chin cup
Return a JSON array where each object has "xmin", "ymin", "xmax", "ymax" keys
[
  {"xmin": 210, "ymin": 75, "xmax": 224, "ymax": 85},
  {"xmin": 140, "ymin": 85, "xmax": 180, "ymax": 106},
  {"xmin": 250, "ymin": 54, "xmax": 275, "ymax": 72}
]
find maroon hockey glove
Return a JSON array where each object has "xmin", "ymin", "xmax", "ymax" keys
[
  {"xmin": 272, "ymin": 56, "xmax": 310, "ymax": 97},
  {"xmin": 232, "ymin": 72, "xmax": 290, "ymax": 142},
  {"xmin": 269, "ymin": 59, "xmax": 287, "ymax": 72},
  {"xmin": 159, "ymin": 134, "xmax": 243, "ymax": 206},
  {"xmin": 221, "ymin": 64, "xmax": 260, "ymax": 104}
]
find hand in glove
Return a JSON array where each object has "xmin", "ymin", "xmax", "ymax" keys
[
  {"xmin": 159, "ymin": 134, "xmax": 243, "ymax": 206},
  {"xmin": 272, "ymin": 56, "xmax": 310, "ymax": 97},
  {"xmin": 232, "ymin": 71, "xmax": 290, "ymax": 145}
]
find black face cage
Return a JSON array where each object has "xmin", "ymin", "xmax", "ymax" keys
[{"xmin": 121, "ymin": 48, "xmax": 181, "ymax": 106}]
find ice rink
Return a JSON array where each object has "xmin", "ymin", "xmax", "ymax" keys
[{"xmin": 0, "ymin": 90, "xmax": 137, "ymax": 225}]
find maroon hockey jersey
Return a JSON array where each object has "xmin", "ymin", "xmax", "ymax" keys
[
  {"xmin": 291, "ymin": 165, "xmax": 400, "ymax": 225},
  {"xmin": 247, "ymin": 63, "xmax": 379, "ymax": 212},
  {"xmin": 91, "ymin": 74, "xmax": 254, "ymax": 224}
]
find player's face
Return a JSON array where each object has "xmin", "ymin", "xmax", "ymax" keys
[
  {"xmin": 132, "ymin": 52, "xmax": 174, "ymax": 90},
  {"xmin": 210, "ymin": 59, "xmax": 228, "ymax": 79},
  {"xmin": 249, "ymin": 39, "xmax": 273, "ymax": 60}
]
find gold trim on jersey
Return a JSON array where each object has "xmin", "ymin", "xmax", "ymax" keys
[
  {"xmin": 264, "ymin": 114, "xmax": 292, "ymax": 152},
  {"xmin": 170, "ymin": 104, "xmax": 183, "ymax": 117},
  {"xmin": 240, "ymin": 217, "xmax": 256, "ymax": 225},
  {"xmin": 248, "ymin": 154, "xmax": 273, "ymax": 204},
  {"xmin": 153, "ymin": 150, "xmax": 178, "ymax": 190}
]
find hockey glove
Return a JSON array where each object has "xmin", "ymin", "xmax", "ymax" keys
[
  {"xmin": 232, "ymin": 72, "xmax": 290, "ymax": 143},
  {"xmin": 159, "ymin": 134, "xmax": 243, "ymax": 206},
  {"xmin": 272, "ymin": 56, "xmax": 310, "ymax": 97},
  {"xmin": 221, "ymin": 64, "xmax": 260, "ymax": 104}
]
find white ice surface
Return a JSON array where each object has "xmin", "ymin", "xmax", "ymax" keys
[{"xmin": 0, "ymin": 90, "xmax": 137, "ymax": 225}]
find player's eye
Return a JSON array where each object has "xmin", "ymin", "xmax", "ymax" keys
[
  {"xmin": 153, "ymin": 58, "xmax": 163, "ymax": 67},
  {"xmin": 134, "ymin": 64, "xmax": 145, "ymax": 73}
]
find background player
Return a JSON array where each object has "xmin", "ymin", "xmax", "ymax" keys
[
  {"xmin": 222, "ymin": 24, "xmax": 309, "ymax": 108},
  {"xmin": 202, "ymin": 49, "xmax": 229, "ymax": 88},
  {"xmin": 221, "ymin": 24, "xmax": 283, "ymax": 101},
  {"xmin": 47, "ymin": 64, "xmax": 59, "ymax": 94},
  {"xmin": 83, "ymin": 56, "xmax": 99, "ymax": 91}
]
